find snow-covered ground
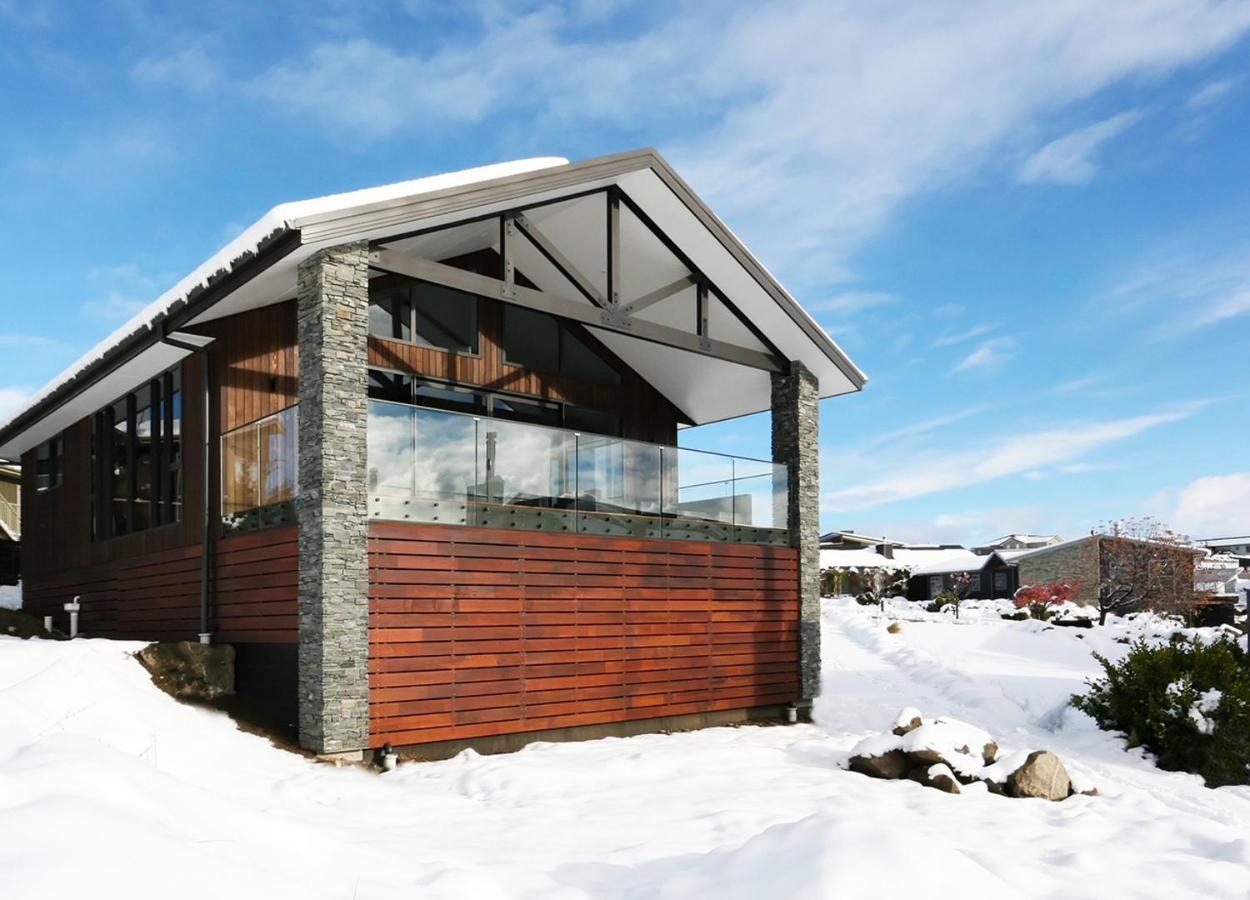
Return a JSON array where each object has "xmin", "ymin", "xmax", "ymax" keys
[{"xmin": 1, "ymin": 598, "xmax": 1248, "ymax": 900}]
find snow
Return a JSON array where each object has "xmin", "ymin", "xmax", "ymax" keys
[
  {"xmin": 2, "ymin": 598, "xmax": 1250, "ymax": 898},
  {"xmin": 820, "ymin": 546, "xmax": 977, "ymax": 572},
  {"xmin": 0, "ymin": 157, "xmax": 568, "ymax": 436}
]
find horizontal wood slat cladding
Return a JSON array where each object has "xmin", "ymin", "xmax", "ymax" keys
[
  {"xmin": 368, "ymin": 294, "xmax": 680, "ymax": 445},
  {"xmin": 368, "ymin": 521, "xmax": 800, "ymax": 748},
  {"xmin": 20, "ymin": 525, "xmax": 299, "ymax": 644}
]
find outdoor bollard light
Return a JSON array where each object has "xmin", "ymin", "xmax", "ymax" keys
[
  {"xmin": 43, "ymin": 615, "xmax": 52, "ymax": 634},
  {"xmin": 63, "ymin": 596, "xmax": 81, "ymax": 639}
]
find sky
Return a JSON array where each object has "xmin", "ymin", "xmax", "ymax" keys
[{"xmin": 1, "ymin": 0, "xmax": 1249, "ymax": 545}]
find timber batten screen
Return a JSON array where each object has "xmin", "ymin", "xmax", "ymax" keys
[{"xmin": 368, "ymin": 522, "xmax": 800, "ymax": 748}]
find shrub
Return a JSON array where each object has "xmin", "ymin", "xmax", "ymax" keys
[
  {"xmin": 1014, "ymin": 580, "xmax": 1080, "ymax": 622},
  {"xmin": 925, "ymin": 598, "xmax": 947, "ymax": 614},
  {"xmin": 1071, "ymin": 637, "xmax": 1250, "ymax": 787}
]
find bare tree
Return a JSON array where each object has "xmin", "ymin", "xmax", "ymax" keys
[{"xmin": 1086, "ymin": 517, "xmax": 1197, "ymax": 625}]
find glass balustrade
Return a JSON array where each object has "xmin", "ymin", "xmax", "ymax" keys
[{"xmin": 366, "ymin": 399, "xmax": 789, "ymax": 545}]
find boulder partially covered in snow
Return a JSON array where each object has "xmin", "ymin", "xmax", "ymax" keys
[
  {"xmin": 892, "ymin": 707, "xmax": 923, "ymax": 736},
  {"xmin": 1006, "ymin": 751, "xmax": 1071, "ymax": 801},
  {"xmin": 136, "ymin": 641, "xmax": 235, "ymax": 702},
  {"xmin": 846, "ymin": 709, "xmax": 1084, "ymax": 801}
]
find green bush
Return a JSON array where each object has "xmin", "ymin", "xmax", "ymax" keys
[{"xmin": 1071, "ymin": 637, "xmax": 1250, "ymax": 787}]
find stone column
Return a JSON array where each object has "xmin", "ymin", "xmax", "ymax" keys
[
  {"xmin": 297, "ymin": 241, "xmax": 371, "ymax": 756},
  {"xmin": 771, "ymin": 361, "xmax": 820, "ymax": 704}
]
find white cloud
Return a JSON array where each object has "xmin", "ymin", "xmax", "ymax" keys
[
  {"xmin": 1018, "ymin": 110, "xmax": 1143, "ymax": 185},
  {"xmin": 933, "ymin": 303, "xmax": 966, "ymax": 318},
  {"xmin": 809, "ymin": 291, "xmax": 896, "ymax": 315},
  {"xmin": 823, "ymin": 403, "xmax": 1201, "ymax": 512},
  {"xmin": 1186, "ymin": 77, "xmax": 1236, "ymax": 109},
  {"xmin": 82, "ymin": 264, "xmax": 170, "ymax": 324},
  {"xmin": 951, "ymin": 337, "xmax": 1015, "ymax": 374},
  {"xmin": 1102, "ymin": 244, "xmax": 1250, "ymax": 337},
  {"xmin": 131, "ymin": 45, "xmax": 224, "ymax": 93},
  {"xmin": 0, "ymin": 387, "xmax": 31, "ymax": 423},
  {"xmin": 1164, "ymin": 471, "xmax": 1250, "ymax": 538},
  {"xmin": 1053, "ymin": 375, "xmax": 1100, "ymax": 393},
  {"xmin": 932, "ymin": 324, "xmax": 995, "ymax": 348},
  {"xmin": 229, "ymin": 1, "xmax": 1250, "ymax": 283},
  {"xmin": 0, "ymin": 333, "xmax": 54, "ymax": 347},
  {"xmin": 862, "ymin": 406, "xmax": 987, "ymax": 449}
]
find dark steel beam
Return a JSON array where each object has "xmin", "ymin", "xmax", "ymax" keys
[
  {"xmin": 608, "ymin": 189, "xmax": 621, "ymax": 307},
  {"xmin": 619, "ymin": 275, "xmax": 696, "ymax": 317},
  {"xmin": 370, "ymin": 248, "xmax": 783, "ymax": 373},
  {"xmin": 514, "ymin": 212, "xmax": 608, "ymax": 309}
]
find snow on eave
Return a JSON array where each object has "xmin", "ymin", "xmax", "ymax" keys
[{"xmin": 0, "ymin": 156, "xmax": 569, "ymax": 442}]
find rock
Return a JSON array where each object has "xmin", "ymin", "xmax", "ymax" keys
[
  {"xmin": 892, "ymin": 707, "xmax": 924, "ymax": 736},
  {"xmin": 1007, "ymin": 750, "xmax": 1071, "ymax": 801},
  {"xmin": 136, "ymin": 641, "xmax": 235, "ymax": 702},
  {"xmin": 925, "ymin": 763, "xmax": 961, "ymax": 794},
  {"xmin": 849, "ymin": 749, "xmax": 911, "ymax": 780},
  {"xmin": 981, "ymin": 740, "xmax": 998, "ymax": 765}
]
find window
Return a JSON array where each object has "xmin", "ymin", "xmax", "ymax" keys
[
  {"xmin": 222, "ymin": 406, "xmax": 298, "ymax": 534},
  {"xmin": 993, "ymin": 569, "xmax": 1009, "ymax": 595},
  {"xmin": 968, "ymin": 572, "xmax": 982, "ymax": 593},
  {"xmin": 929, "ymin": 575, "xmax": 943, "ymax": 598},
  {"xmin": 92, "ymin": 366, "xmax": 183, "ymax": 539},
  {"xmin": 368, "ymin": 369, "xmax": 620, "ymax": 437},
  {"xmin": 34, "ymin": 434, "xmax": 63, "ymax": 491},
  {"xmin": 564, "ymin": 406, "xmax": 621, "ymax": 437},
  {"xmin": 502, "ymin": 305, "xmax": 620, "ymax": 386},
  {"xmin": 368, "ymin": 278, "xmax": 479, "ymax": 354}
]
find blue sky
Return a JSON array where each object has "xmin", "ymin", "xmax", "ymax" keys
[{"xmin": 2, "ymin": 1, "xmax": 1249, "ymax": 544}]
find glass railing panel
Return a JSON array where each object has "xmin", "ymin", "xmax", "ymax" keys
[
  {"xmin": 662, "ymin": 447, "xmax": 734, "ymax": 542},
  {"xmin": 574, "ymin": 433, "xmax": 663, "ymax": 538},
  {"xmin": 475, "ymin": 417, "xmax": 576, "ymax": 531},
  {"xmin": 731, "ymin": 458, "xmax": 790, "ymax": 545}
]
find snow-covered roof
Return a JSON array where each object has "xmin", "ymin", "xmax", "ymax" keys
[
  {"xmin": 0, "ymin": 149, "xmax": 867, "ymax": 459},
  {"xmin": 1197, "ymin": 535, "xmax": 1250, "ymax": 548},
  {"xmin": 907, "ymin": 551, "xmax": 1001, "ymax": 577},
  {"xmin": 819, "ymin": 546, "xmax": 984, "ymax": 574}
]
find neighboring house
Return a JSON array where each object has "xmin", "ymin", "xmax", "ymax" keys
[
  {"xmin": 0, "ymin": 463, "xmax": 18, "ymax": 585},
  {"xmin": 974, "ymin": 533, "xmax": 1062, "ymax": 553},
  {"xmin": 1014, "ymin": 535, "xmax": 1200, "ymax": 612},
  {"xmin": 906, "ymin": 551, "xmax": 1019, "ymax": 603},
  {"xmin": 0, "ymin": 150, "xmax": 866, "ymax": 759},
  {"xmin": 1195, "ymin": 554, "xmax": 1246, "ymax": 599},
  {"xmin": 1196, "ymin": 536, "xmax": 1250, "ymax": 566}
]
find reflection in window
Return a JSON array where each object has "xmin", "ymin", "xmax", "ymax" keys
[
  {"xmin": 368, "ymin": 278, "xmax": 478, "ymax": 354},
  {"xmin": 91, "ymin": 366, "xmax": 183, "ymax": 540},
  {"xmin": 221, "ymin": 406, "xmax": 298, "ymax": 534},
  {"xmin": 34, "ymin": 434, "xmax": 63, "ymax": 492},
  {"xmin": 502, "ymin": 305, "xmax": 620, "ymax": 385}
]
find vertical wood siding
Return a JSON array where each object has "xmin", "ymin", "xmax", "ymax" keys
[
  {"xmin": 368, "ymin": 521, "xmax": 800, "ymax": 748},
  {"xmin": 368, "ymin": 295, "xmax": 680, "ymax": 445}
]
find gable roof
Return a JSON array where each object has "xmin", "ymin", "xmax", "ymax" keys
[{"xmin": 0, "ymin": 149, "xmax": 865, "ymax": 459}]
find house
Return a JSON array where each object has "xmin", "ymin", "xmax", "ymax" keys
[
  {"xmin": 0, "ymin": 150, "xmax": 865, "ymax": 759},
  {"xmin": 974, "ymin": 533, "xmax": 1062, "ymax": 553},
  {"xmin": 1014, "ymin": 535, "xmax": 1201, "ymax": 612},
  {"xmin": 1196, "ymin": 536, "xmax": 1250, "ymax": 567},
  {"xmin": 906, "ymin": 550, "xmax": 1019, "ymax": 603},
  {"xmin": 0, "ymin": 463, "xmax": 18, "ymax": 585}
]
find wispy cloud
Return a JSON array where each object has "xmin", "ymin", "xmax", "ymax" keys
[
  {"xmin": 951, "ymin": 337, "xmax": 1015, "ymax": 374},
  {"xmin": 861, "ymin": 406, "xmax": 988, "ymax": 450},
  {"xmin": 1186, "ymin": 77, "xmax": 1237, "ymax": 110},
  {"xmin": 1102, "ymin": 243, "xmax": 1250, "ymax": 337},
  {"xmin": 1018, "ymin": 110, "xmax": 1143, "ymax": 185},
  {"xmin": 0, "ymin": 386, "xmax": 31, "ymax": 423},
  {"xmin": 0, "ymin": 333, "xmax": 55, "ymax": 347},
  {"xmin": 932, "ymin": 324, "xmax": 995, "ymax": 348},
  {"xmin": 155, "ymin": 1, "xmax": 1250, "ymax": 284},
  {"xmin": 131, "ymin": 44, "xmax": 224, "ymax": 93},
  {"xmin": 824, "ymin": 403, "xmax": 1202, "ymax": 512},
  {"xmin": 809, "ymin": 291, "xmax": 896, "ymax": 316},
  {"xmin": 1053, "ymin": 375, "xmax": 1100, "ymax": 394},
  {"xmin": 81, "ymin": 264, "xmax": 170, "ymax": 324}
]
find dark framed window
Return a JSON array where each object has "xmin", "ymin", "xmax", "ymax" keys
[
  {"xmin": 34, "ymin": 434, "xmax": 63, "ymax": 491},
  {"xmin": 367, "ymin": 369, "xmax": 619, "ymax": 438},
  {"xmin": 92, "ymin": 365, "xmax": 183, "ymax": 540},
  {"xmin": 221, "ymin": 405, "xmax": 298, "ymax": 535},
  {"xmin": 564, "ymin": 406, "xmax": 621, "ymax": 437},
  {"xmin": 368, "ymin": 278, "xmax": 479, "ymax": 354},
  {"xmin": 992, "ymin": 570, "xmax": 1009, "ymax": 594},
  {"xmin": 502, "ymin": 305, "xmax": 620, "ymax": 386}
]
